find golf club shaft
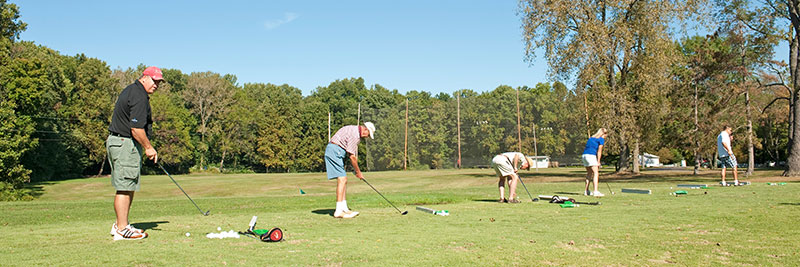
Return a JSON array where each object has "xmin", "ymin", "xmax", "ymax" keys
[
  {"xmin": 605, "ymin": 181, "xmax": 614, "ymax": 194},
  {"xmin": 361, "ymin": 178, "xmax": 403, "ymax": 214},
  {"xmin": 158, "ymin": 162, "xmax": 209, "ymax": 216},
  {"xmin": 516, "ymin": 175, "xmax": 535, "ymax": 201}
]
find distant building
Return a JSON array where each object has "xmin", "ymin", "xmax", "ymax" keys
[
  {"xmin": 528, "ymin": 156, "xmax": 550, "ymax": 169},
  {"xmin": 638, "ymin": 153, "xmax": 661, "ymax": 167}
]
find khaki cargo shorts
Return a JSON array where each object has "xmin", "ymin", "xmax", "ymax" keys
[{"xmin": 106, "ymin": 135, "xmax": 143, "ymax": 191}]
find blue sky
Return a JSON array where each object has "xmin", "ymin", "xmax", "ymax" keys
[{"xmin": 10, "ymin": 1, "xmax": 790, "ymax": 96}]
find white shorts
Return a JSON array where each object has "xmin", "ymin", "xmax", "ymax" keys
[
  {"xmin": 491, "ymin": 155, "xmax": 515, "ymax": 177},
  {"xmin": 581, "ymin": 154, "xmax": 599, "ymax": 167}
]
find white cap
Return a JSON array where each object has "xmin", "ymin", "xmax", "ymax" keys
[{"xmin": 364, "ymin": 122, "xmax": 375, "ymax": 139}]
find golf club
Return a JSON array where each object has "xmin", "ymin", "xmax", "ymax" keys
[
  {"xmin": 543, "ymin": 195, "xmax": 601, "ymax": 205},
  {"xmin": 605, "ymin": 181, "xmax": 615, "ymax": 195},
  {"xmin": 158, "ymin": 162, "xmax": 210, "ymax": 216},
  {"xmin": 361, "ymin": 178, "xmax": 408, "ymax": 215},
  {"xmin": 516, "ymin": 175, "xmax": 536, "ymax": 202}
]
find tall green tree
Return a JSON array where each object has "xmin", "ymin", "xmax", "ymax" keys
[
  {"xmin": 520, "ymin": 0, "xmax": 707, "ymax": 172},
  {"xmin": 295, "ymin": 96, "xmax": 329, "ymax": 172},
  {"xmin": 0, "ymin": 0, "xmax": 26, "ymax": 41},
  {"xmin": 150, "ymin": 82, "xmax": 196, "ymax": 173},
  {"xmin": 62, "ymin": 55, "xmax": 115, "ymax": 176},
  {"xmin": 184, "ymin": 71, "xmax": 236, "ymax": 168},
  {"xmin": 251, "ymin": 83, "xmax": 303, "ymax": 172},
  {"xmin": 360, "ymin": 84, "xmax": 404, "ymax": 171},
  {"xmin": 718, "ymin": 0, "xmax": 800, "ymax": 175},
  {"xmin": 311, "ymin": 77, "xmax": 366, "ymax": 128},
  {"xmin": 0, "ymin": 101, "xmax": 36, "ymax": 200}
]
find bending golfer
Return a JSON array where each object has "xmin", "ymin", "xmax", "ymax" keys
[
  {"xmin": 325, "ymin": 122, "xmax": 376, "ymax": 218},
  {"xmin": 106, "ymin": 66, "xmax": 163, "ymax": 240},
  {"xmin": 717, "ymin": 125, "xmax": 739, "ymax": 186},
  {"xmin": 582, "ymin": 128, "xmax": 608, "ymax": 197},
  {"xmin": 491, "ymin": 152, "xmax": 534, "ymax": 203}
]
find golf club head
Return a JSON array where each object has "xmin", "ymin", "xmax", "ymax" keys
[
  {"xmin": 203, "ymin": 210, "xmax": 210, "ymax": 216},
  {"xmin": 532, "ymin": 198, "xmax": 539, "ymax": 202},
  {"xmin": 401, "ymin": 211, "xmax": 408, "ymax": 215}
]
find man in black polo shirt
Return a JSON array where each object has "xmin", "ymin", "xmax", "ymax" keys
[{"xmin": 106, "ymin": 66, "xmax": 163, "ymax": 240}]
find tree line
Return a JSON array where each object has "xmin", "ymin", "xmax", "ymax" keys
[{"xmin": 1, "ymin": 0, "xmax": 797, "ymax": 200}]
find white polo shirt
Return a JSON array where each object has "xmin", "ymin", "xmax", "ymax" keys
[{"xmin": 717, "ymin": 131, "xmax": 730, "ymax": 157}]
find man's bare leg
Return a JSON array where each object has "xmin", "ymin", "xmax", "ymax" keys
[
  {"xmin": 114, "ymin": 191, "xmax": 134, "ymax": 228},
  {"xmin": 336, "ymin": 176, "xmax": 347, "ymax": 202}
]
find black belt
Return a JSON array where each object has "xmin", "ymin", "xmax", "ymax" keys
[{"xmin": 109, "ymin": 132, "xmax": 130, "ymax": 138}]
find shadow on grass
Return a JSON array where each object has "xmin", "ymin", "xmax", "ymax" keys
[
  {"xmin": 311, "ymin": 209, "xmax": 335, "ymax": 217},
  {"xmin": 24, "ymin": 181, "xmax": 56, "ymax": 198},
  {"xmin": 463, "ymin": 173, "xmax": 494, "ymax": 178},
  {"xmin": 131, "ymin": 221, "xmax": 170, "ymax": 231},
  {"xmin": 553, "ymin": 191, "xmax": 582, "ymax": 196},
  {"xmin": 778, "ymin": 203, "xmax": 800, "ymax": 206},
  {"xmin": 462, "ymin": 169, "xmax": 722, "ymax": 184},
  {"xmin": 472, "ymin": 199, "xmax": 503, "ymax": 203}
]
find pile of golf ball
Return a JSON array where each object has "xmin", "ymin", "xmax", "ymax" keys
[{"xmin": 206, "ymin": 230, "xmax": 240, "ymax": 239}]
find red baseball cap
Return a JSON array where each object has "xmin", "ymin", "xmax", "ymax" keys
[{"xmin": 142, "ymin": 66, "xmax": 164, "ymax": 80}]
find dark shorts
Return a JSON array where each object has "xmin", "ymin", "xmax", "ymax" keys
[
  {"xmin": 718, "ymin": 155, "xmax": 737, "ymax": 169},
  {"xmin": 106, "ymin": 135, "xmax": 143, "ymax": 191}
]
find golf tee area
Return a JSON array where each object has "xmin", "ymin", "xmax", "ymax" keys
[{"xmin": 1, "ymin": 168, "xmax": 798, "ymax": 265}]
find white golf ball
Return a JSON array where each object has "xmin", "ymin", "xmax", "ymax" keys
[
  {"xmin": 185, "ymin": 232, "xmax": 191, "ymax": 237},
  {"xmin": 217, "ymin": 227, "xmax": 222, "ymax": 231}
]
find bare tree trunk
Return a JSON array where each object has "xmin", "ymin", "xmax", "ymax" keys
[
  {"xmin": 584, "ymin": 92, "xmax": 590, "ymax": 137},
  {"xmin": 220, "ymin": 149, "xmax": 226, "ymax": 171},
  {"xmin": 633, "ymin": 139, "xmax": 640, "ymax": 174},
  {"xmin": 693, "ymin": 84, "xmax": 700, "ymax": 175},
  {"xmin": 97, "ymin": 154, "xmax": 106, "ymax": 176},
  {"xmin": 789, "ymin": 33, "xmax": 796, "ymax": 161},
  {"xmin": 786, "ymin": 19, "xmax": 800, "ymax": 175},
  {"xmin": 746, "ymin": 90, "xmax": 754, "ymax": 176},
  {"xmin": 617, "ymin": 134, "xmax": 629, "ymax": 173},
  {"xmin": 712, "ymin": 151, "xmax": 717, "ymax": 170}
]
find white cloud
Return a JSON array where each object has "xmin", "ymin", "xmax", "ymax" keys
[{"xmin": 264, "ymin": 12, "xmax": 299, "ymax": 30}]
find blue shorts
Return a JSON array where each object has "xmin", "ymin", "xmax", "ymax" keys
[{"xmin": 325, "ymin": 143, "xmax": 347, "ymax": 179}]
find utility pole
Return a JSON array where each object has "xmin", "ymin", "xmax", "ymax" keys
[
  {"xmin": 457, "ymin": 91, "xmax": 461, "ymax": 168},
  {"xmin": 516, "ymin": 88, "xmax": 522, "ymax": 152},
  {"xmin": 328, "ymin": 112, "xmax": 331, "ymax": 141},
  {"xmin": 533, "ymin": 123, "xmax": 538, "ymax": 171},
  {"xmin": 404, "ymin": 98, "xmax": 409, "ymax": 170}
]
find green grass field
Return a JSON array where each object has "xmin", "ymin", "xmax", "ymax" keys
[{"xmin": 1, "ymin": 167, "xmax": 799, "ymax": 266}]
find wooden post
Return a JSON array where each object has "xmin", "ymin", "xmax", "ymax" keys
[
  {"xmin": 356, "ymin": 102, "xmax": 360, "ymax": 157},
  {"xmin": 457, "ymin": 90, "xmax": 462, "ymax": 168},
  {"xmin": 404, "ymin": 98, "xmax": 409, "ymax": 170},
  {"xmin": 328, "ymin": 112, "xmax": 331, "ymax": 141},
  {"xmin": 516, "ymin": 88, "xmax": 522, "ymax": 153},
  {"xmin": 533, "ymin": 123, "xmax": 538, "ymax": 171}
]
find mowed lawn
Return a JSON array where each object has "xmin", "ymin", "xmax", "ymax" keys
[{"xmin": 1, "ymin": 167, "xmax": 799, "ymax": 266}]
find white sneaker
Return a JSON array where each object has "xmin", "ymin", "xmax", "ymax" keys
[
  {"xmin": 113, "ymin": 225, "xmax": 148, "ymax": 240},
  {"xmin": 333, "ymin": 210, "xmax": 359, "ymax": 218},
  {"xmin": 110, "ymin": 223, "xmax": 143, "ymax": 236},
  {"xmin": 592, "ymin": 191, "xmax": 605, "ymax": 197}
]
